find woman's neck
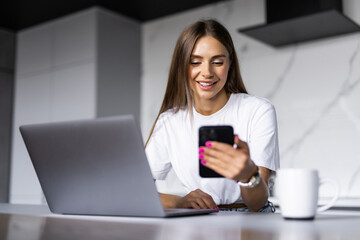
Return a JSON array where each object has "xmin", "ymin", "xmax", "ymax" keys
[{"xmin": 194, "ymin": 90, "xmax": 230, "ymax": 116}]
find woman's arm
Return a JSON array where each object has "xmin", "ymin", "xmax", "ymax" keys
[
  {"xmin": 159, "ymin": 193, "xmax": 182, "ymax": 208},
  {"xmin": 199, "ymin": 135, "xmax": 271, "ymax": 212},
  {"xmin": 239, "ymin": 166, "xmax": 271, "ymax": 211}
]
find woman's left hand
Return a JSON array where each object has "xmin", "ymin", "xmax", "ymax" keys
[{"xmin": 199, "ymin": 135, "xmax": 258, "ymax": 182}]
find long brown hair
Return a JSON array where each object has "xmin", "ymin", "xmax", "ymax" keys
[{"xmin": 145, "ymin": 19, "xmax": 247, "ymax": 146}]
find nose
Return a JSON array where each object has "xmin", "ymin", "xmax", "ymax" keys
[{"xmin": 201, "ymin": 62, "xmax": 214, "ymax": 79}]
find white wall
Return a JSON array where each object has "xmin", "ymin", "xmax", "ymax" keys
[
  {"xmin": 11, "ymin": 7, "xmax": 141, "ymax": 204},
  {"xmin": 12, "ymin": 9, "xmax": 98, "ymax": 204},
  {"xmin": 141, "ymin": 0, "xmax": 360, "ymax": 199},
  {"xmin": 97, "ymin": 9, "xmax": 141, "ymax": 120}
]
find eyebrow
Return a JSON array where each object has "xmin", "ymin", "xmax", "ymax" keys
[{"xmin": 190, "ymin": 54, "xmax": 227, "ymax": 59}]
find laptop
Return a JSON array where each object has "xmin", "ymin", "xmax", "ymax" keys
[{"xmin": 20, "ymin": 115, "xmax": 216, "ymax": 217}]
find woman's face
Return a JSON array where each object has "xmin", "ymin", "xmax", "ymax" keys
[{"xmin": 189, "ymin": 36, "xmax": 231, "ymax": 103}]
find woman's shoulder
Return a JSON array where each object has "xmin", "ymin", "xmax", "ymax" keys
[
  {"xmin": 231, "ymin": 93, "xmax": 274, "ymax": 110},
  {"xmin": 157, "ymin": 108, "xmax": 188, "ymax": 124},
  {"xmin": 230, "ymin": 93, "xmax": 277, "ymax": 126}
]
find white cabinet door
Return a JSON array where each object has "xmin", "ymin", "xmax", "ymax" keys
[
  {"xmin": 11, "ymin": 73, "xmax": 52, "ymax": 204},
  {"xmin": 51, "ymin": 63, "xmax": 96, "ymax": 121}
]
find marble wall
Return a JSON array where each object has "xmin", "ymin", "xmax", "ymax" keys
[{"xmin": 141, "ymin": 0, "xmax": 360, "ymax": 200}]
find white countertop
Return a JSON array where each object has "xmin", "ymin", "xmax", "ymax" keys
[{"xmin": 1, "ymin": 203, "xmax": 360, "ymax": 239}]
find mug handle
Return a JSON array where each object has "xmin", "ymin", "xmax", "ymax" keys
[{"xmin": 317, "ymin": 178, "xmax": 340, "ymax": 212}]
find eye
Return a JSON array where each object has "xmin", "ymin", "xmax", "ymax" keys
[
  {"xmin": 212, "ymin": 61, "xmax": 223, "ymax": 65},
  {"xmin": 190, "ymin": 61, "xmax": 201, "ymax": 65}
]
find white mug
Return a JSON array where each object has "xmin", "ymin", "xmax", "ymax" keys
[{"xmin": 275, "ymin": 168, "xmax": 339, "ymax": 220}]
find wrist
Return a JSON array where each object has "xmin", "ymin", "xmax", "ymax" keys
[
  {"xmin": 173, "ymin": 195, "xmax": 184, "ymax": 208},
  {"xmin": 160, "ymin": 193, "xmax": 181, "ymax": 209},
  {"xmin": 239, "ymin": 164, "xmax": 258, "ymax": 183},
  {"xmin": 237, "ymin": 165, "xmax": 261, "ymax": 189}
]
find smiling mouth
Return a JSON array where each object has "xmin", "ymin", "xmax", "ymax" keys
[{"xmin": 197, "ymin": 81, "xmax": 217, "ymax": 86}]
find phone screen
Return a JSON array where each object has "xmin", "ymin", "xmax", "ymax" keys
[{"xmin": 199, "ymin": 125, "xmax": 234, "ymax": 178}]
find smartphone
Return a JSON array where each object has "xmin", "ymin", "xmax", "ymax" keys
[{"xmin": 199, "ymin": 125, "xmax": 234, "ymax": 178}]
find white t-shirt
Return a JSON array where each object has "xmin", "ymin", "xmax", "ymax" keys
[{"xmin": 145, "ymin": 93, "xmax": 280, "ymax": 204}]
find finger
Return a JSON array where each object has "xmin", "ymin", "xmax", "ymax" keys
[
  {"xmin": 205, "ymin": 141, "xmax": 236, "ymax": 154},
  {"xmin": 200, "ymin": 141, "xmax": 249, "ymax": 179},
  {"xmin": 201, "ymin": 146, "xmax": 230, "ymax": 162},
  {"xmin": 202, "ymin": 156, "xmax": 248, "ymax": 182},
  {"xmin": 187, "ymin": 190, "xmax": 212, "ymax": 209},
  {"xmin": 195, "ymin": 198, "xmax": 210, "ymax": 209},
  {"xmin": 234, "ymin": 137, "xmax": 250, "ymax": 153},
  {"xmin": 201, "ymin": 152, "xmax": 233, "ymax": 169},
  {"xmin": 199, "ymin": 195, "xmax": 217, "ymax": 209},
  {"xmin": 205, "ymin": 142, "xmax": 242, "ymax": 160},
  {"xmin": 234, "ymin": 134, "xmax": 240, "ymax": 148},
  {"xmin": 190, "ymin": 202, "xmax": 201, "ymax": 209},
  {"xmin": 201, "ymin": 158, "xmax": 238, "ymax": 179},
  {"xmin": 202, "ymin": 147, "xmax": 246, "ymax": 170},
  {"xmin": 201, "ymin": 145, "xmax": 239, "ymax": 165},
  {"xmin": 195, "ymin": 190, "xmax": 218, "ymax": 209}
]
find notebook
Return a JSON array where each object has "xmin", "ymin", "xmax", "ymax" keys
[{"xmin": 20, "ymin": 115, "xmax": 216, "ymax": 217}]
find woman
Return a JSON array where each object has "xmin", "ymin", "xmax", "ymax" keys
[{"xmin": 145, "ymin": 19, "xmax": 279, "ymax": 212}]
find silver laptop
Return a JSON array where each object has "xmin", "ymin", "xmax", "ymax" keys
[{"xmin": 20, "ymin": 115, "xmax": 216, "ymax": 217}]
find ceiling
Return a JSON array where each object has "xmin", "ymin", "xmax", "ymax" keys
[{"xmin": 0, "ymin": 0, "xmax": 223, "ymax": 31}]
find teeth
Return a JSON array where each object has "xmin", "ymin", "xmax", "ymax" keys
[{"xmin": 199, "ymin": 82, "xmax": 214, "ymax": 86}]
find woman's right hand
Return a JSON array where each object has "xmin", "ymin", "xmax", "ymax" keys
[{"xmin": 176, "ymin": 189, "xmax": 218, "ymax": 210}]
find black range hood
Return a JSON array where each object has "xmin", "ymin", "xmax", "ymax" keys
[{"xmin": 238, "ymin": 0, "xmax": 360, "ymax": 47}]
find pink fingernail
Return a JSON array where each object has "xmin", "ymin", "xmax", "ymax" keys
[
  {"xmin": 201, "ymin": 160, "xmax": 207, "ymax": 165},
  {"xmin": 205, "ymin": 141, "xmax": 212, "ymax": 147},
  {"xmin": 199, "ymin": 148, "xmax": 205, "ymax": 153},
  {"xmin": 199, "ymin": 154, "xmax": 204, "ymax": 159}
]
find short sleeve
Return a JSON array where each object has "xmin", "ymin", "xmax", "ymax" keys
[
  {"xmin": 145, "ymin": 115, "xmax": 172, "ymax": 180},
  {"xmin": 248, "ymin": 101, "xmax": 280, "ymax": 171}
]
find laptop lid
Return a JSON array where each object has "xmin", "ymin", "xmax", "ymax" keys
[{"xmin": 20, "ymin": 115, "xmax": 215, "ymax": 217}]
